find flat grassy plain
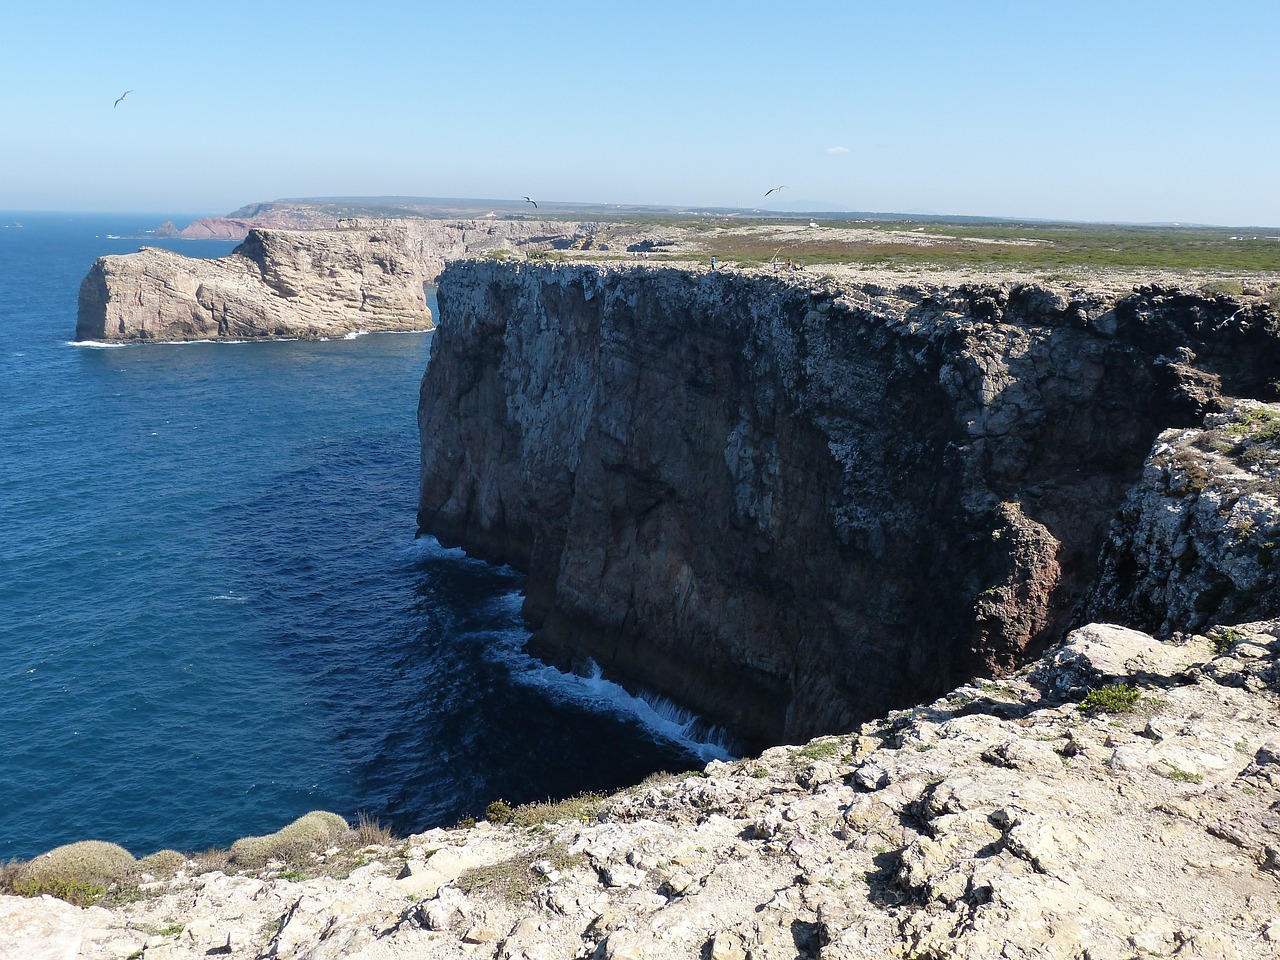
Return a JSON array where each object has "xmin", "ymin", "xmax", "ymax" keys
[
  {"xmin": 684, "ymin": 219, "xmax": 1280, "ymax": 273},
  {"xmin": 555, "ymin": 211, "xmax": 1279, "ymax": 274}
]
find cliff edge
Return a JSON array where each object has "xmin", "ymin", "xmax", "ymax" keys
[
  {"xmin": 417, "ymin": 262, "xmax": 1280, "ymax": 748},
  {"xmin": 6, "ymin": 617, "xmax": 1279, "ymax": 959}
]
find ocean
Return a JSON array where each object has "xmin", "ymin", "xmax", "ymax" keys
[{"xmin": 0, "ymin": 212, "xmax": 728, "ymax": 863}]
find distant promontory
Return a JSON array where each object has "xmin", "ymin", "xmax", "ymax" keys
[{"xmin": 75, "ymin": 218, "xmax": 605, "ymax": 342}]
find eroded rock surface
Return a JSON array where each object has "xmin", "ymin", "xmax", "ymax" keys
[
  {"xmin": 7, "ymin": 620, "xmax": 1279, "ymax": 959},
  {"xmin": 417, "ymin": 262, "xmax": 1280, "ymax": 747},
  {"xmin": 1086, "ymin": 400, "xmax": 1280, "ymax": 635},
  {"xmin": 74, "ymin": 219, "xmax": 605, "ymax": 342}
]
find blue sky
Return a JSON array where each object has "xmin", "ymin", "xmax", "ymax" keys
[{"xmin": 3, "ymin": 1, "xmax": 1277, "ymax": 225}]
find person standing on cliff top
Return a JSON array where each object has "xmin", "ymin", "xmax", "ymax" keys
[{"xmin": 710, "ymin": 256, "xmax": 717, "ymax": 270}]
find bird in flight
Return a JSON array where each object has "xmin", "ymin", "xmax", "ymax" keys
[
  {"xmin": 523, "ymin": 197, "xmax": 537, "ymax": 209},
  {"xmin": 764, "ymin": 185, "xmax": 787, "ymax": 197},
  {"xmin": 114, "ymin": 90, "xmax": 132, "ymax": 108}
]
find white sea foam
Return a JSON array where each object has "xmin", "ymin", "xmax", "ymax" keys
[
  {"xmin": 405, "ymin": 533, "xmax": 472, "ymax": 563},
  {"xmin": 480, "ymin": 597, "xmax": 737, "ymax": 762},
  {"xmin": 404, "ymin": 535, "xmax": 521, "ymax": 577},
  {"xmin": 403, "ymin": 537, "xmax": 738, "ymax": 759}
]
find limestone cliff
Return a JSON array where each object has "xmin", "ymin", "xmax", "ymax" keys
[
  {"xmin": 75, "ymin": 224, "xmax": 435, "ymax": 342},
  {"xmin": 74, "ymin": 219, "xmax": 603, "ymax": 342},
  {"xmin": 417, "ymin": 263, "xmax": 1280, "ymax": 748}
]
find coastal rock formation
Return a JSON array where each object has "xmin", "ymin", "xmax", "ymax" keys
[
  {"xmin": 75, "ymin": 219, "xmax": 604, "ymax": 342},
  {"xmin": 1086, "ymin": 399, "xmax": 1280, "ymax": 634},
  {"xmin": 161, "ymin": 218, "xmax": 263, "ymax": 241},
  {"xmin": 6, "ymin": 618, "xmax": 1280, "ymax": 959},
  {"xmin": 417, "ymin": 263, "xmax": 1280, "ymax": 748},
  {"xmin": 75, "ymin": 224, "xmax": 435, "ymax": 342}
]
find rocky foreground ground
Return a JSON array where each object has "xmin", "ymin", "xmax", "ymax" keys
[{"xmin": 4, "ymin": 617, "xmax": 1278, "ymax": 960}]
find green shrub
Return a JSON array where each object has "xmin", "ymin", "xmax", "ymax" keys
[
  {"xmin": 509, "ymin": 794, "xmax": 603, "ymax": 827},
  {"xmin": 1210, "ymin": 626, "xmax": 1243, "ymax": 655},
  {"xmin": 794, "ymin": 740, "xmax": 840, "ymax": 762},
  {"xmin": 484, "ymin": 800, "xmax": 515, "ymax": 824},
  {"xmin": 1161, "ymin": 762, "xmax": 1203, "ymax": 783},
  {"xmin": 1199, "ymin": 279, "xmax": 1245, "ymax": 297},
  {"xmin": 1080, "ymin": 683, "xmax": 1141, "ymax": 716},
  {"xmin": 137, "ymin": 849, "xmax": 187, "ymax": 876},
  {"xmin": 228, "ymin": 811, "xmax": 349, "ymax": 868},
  {"xmin": 8, "ymin": 875, "xmax": 107, "ymax": 906},
  {"xmin": 2, "ymin": 839, "xmax": 137, "ymax": 906}
]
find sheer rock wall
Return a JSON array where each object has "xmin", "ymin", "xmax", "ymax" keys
[{"xmin": 418, "ymin": 262, "xmax": 1280, "ymax": 748}]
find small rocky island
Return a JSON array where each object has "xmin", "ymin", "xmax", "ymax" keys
[{"xmin": 11, "ymin": 226, "xmax": 1280, "ymax": 958}]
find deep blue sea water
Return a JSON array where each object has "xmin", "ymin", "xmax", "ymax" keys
[{"xmin": 0, "ymin": 212, "xmax": 726, "ymax": 862}]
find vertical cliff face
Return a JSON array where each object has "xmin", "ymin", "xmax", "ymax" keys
[
  {"xmin": 74, "ymin": 219, "xmax": 604, "ymax": 342},
  {"xmin": 417, "ymin": 263, "xmax": 1279, "ymax": 748},
  {"xmin": 76, "ymin": 225, "xmax": 437, "ymax": 342}
]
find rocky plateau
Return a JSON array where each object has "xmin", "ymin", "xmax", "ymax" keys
[
  {"xmin": 74, "ymin": 219, "xmax": 613, "ymax": 342},
  {"xmin": 4, "ymin": 616, "xmax": 1279, "ymax": 960}
]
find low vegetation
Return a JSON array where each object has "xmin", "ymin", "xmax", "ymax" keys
[
  {"xmin": 1079, "ymin": 683, "xmax": 1143, "ymax": 716},
  {"xmin": 682, "ymin": 219, "xmax": 1280, "ymax": 273},
  {"xmin": 455, "ymin": 843, "xmax": 582, "ymax": 903},
  {"xmin": 1211, "ymin": 626, "xmax": 1244, "ymax": 655},
  {"xmin": 792, "ymin": 739, "xmax": 843, "ymax": 763},
  {"xmin": 228, "ymin": 810, "xmax": 350, "ymax": 869},
  {"xmin": 486, "ymin": 793, "xmax": 606, "ymax": 828},
  {"xmin": 0, "ymin": 810, "xmax": 401, "ymax": 907}
]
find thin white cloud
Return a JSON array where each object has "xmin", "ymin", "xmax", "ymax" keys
[{"xmin": 825, "ymin": 146, "xmax": 851, "ymax": 154}]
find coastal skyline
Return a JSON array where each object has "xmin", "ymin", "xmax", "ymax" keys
[{"xmin": 3, "ymin": 0, "xmax": 1278, "ymax": 227}]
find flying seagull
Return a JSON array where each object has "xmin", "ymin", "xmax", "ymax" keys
[
  {"xmin": 764, "ymin": 185, "xmax": 787, "ymax": 197},
  {"xmin": 114, "ymin": 90, "xmax": 132, "ymax": 108},
  {"xmin": 523, "ymin": 196, "xmax": 537, "ymax": 209}
]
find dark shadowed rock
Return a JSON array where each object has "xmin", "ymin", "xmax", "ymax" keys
[{"xmin": 417, "ymin": 263, "xmax": 1280, "ymax": 748}]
